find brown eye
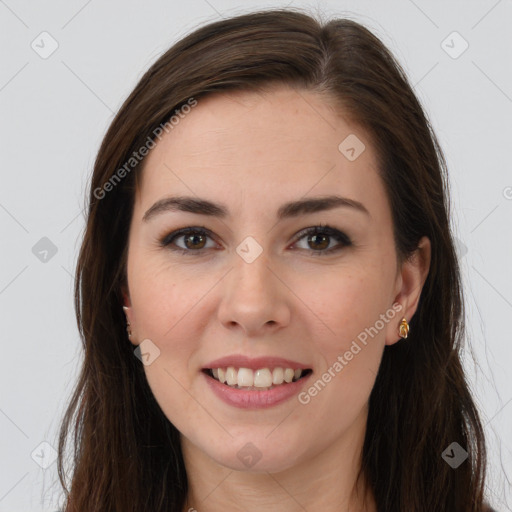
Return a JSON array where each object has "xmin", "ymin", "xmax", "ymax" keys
[
  {"xmin": 293, "ymin": 225, "xmax": 352, "ymax": 255},
  {"xmin": 160, "ymin": 227, "xmax": 216, "ymax": 254},
  {"xmin": 306, "ymin": 233, "xmax": 330, "ymax": 251},
  {"xmin": 183, "ymin": 232, "xmax": 207, "ymax": 250}
]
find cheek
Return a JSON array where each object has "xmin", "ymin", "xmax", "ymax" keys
[
  {"xmin": 129, "ymin": 255, "xmax": 206, "ymax": 340},
  {"xmin": 297, "ymin": 263, "xmax": 391, "ymax": 347},
  {"xmin": 142, "ymin": 359, "xmax": 204, "ymax": 442},
  {"xmin": 130, "ymin": 261, "xmax": 207, "ymax": 427},
  {"xmin": 296, "ymin": 263, "xmax": 391, "ymax": 403}
]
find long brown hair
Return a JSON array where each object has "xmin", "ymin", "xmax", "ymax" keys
[{"xmin": 56, "ymin": 8, "xmax": 489, "ymax": 511}]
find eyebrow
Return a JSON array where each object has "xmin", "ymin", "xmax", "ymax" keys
[{"xmin": 142, "ymin": 194, "xmax": 370, "ymax": 222}]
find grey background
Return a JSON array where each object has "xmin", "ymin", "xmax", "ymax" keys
[{"xmin": 0, "ymin": 0, "xmax": 511, "ymax": 510}]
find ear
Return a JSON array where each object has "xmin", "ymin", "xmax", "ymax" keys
[
  {"xmin": 121, "ymin": 282, "xmax": 137, "ymax": 345},
  {"xmin": 121, "ymin": 282, "xmax": 131, "ymax": 308},
  {"xmin": 385, "ymin": 236, "xmax": 431, "ymax": 346}
]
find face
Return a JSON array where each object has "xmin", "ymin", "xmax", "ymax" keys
[{"xmin": 122, "ymin": 86, "xmax": 429, "ymax": 473}]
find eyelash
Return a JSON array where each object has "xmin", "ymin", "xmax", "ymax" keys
[{"xmin": 158, "ymin": 224, "xmax": 353, "ymax": 257}]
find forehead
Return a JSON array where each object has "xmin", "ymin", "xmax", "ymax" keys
[{"xmin": 135, "ymin": 86, "xmax": 388, "ymax": 222}]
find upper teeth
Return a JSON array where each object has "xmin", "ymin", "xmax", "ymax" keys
[{"xmin": 211, "ymin": 367, "xmax": 304, "ymax": 388}]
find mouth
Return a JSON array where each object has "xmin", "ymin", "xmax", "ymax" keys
[{"xmin": 202, "ymin": 367, "xmax": 313, "ymax": 391}]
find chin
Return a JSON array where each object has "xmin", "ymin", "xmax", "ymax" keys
[{"xmin": 206, "ymin": 440, "xmax": 304, "ymax": 474}]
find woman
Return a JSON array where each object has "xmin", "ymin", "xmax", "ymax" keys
[{"xmin": 56, "ymin": 8, "xmax": 495, "ymax": 512}]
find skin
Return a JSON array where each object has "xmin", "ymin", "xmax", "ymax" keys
[{"xmin": 122, "ymin": 85, "xmax": 431, "ymax": 512}]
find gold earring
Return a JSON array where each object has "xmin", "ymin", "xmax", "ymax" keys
[
  {"xmin": 398, "ymin": 317, "xmax": 409, "ymax": 339},
  {"xmin": 123, "ymin": 306, "xmax": 132, "ymax": 338}
]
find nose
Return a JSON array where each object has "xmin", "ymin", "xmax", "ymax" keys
[{"xmin": 217, "ymin": 249, "xmax": 291, "ymax": 337}]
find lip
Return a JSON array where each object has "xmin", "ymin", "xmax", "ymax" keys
[
  {"xmin": 203, "ymin": 369, "xmax": 312, "ymax": 409},
  {"xmin": 203, "ymin": 354, "xmax": 311, "ymax": 371}
]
